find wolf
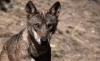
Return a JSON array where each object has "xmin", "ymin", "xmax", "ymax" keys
[{"xmin": 0, "ymin": 1, "xmax": 61, "ymax": 61}]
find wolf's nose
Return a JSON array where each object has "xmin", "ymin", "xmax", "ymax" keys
[
  {"xmin": 41, "ymin": 37, "xmax": 48, "ymax": 42},
  {"xmin": 41, "ymin": 37, "xmax": 48, "ymax": 46}
]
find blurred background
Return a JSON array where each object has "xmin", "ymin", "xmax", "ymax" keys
[{"xmin": 0, "ymin": 0, "xmax": 100, "ymax": 61}]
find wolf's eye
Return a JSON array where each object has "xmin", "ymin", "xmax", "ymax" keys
[
  {"xmin": 47, "ymin": 24, "xmax": 53, "ymax": 29},
  {"xmin": 34, "ymin": 23, "xmax": 41, "ymax": 28}
]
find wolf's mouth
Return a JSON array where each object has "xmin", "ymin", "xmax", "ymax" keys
[{"xmin": 41, "ymin": 40, "xmax": 48, "ymax": 46}]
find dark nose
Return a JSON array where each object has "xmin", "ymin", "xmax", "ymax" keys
[
  {"xmin": 41, "ymin": 37, "xmax": 48, "ymax": 46},
  {"xmin": 41, "ymin": 37, "xmax": 48, "ymax": 42}
]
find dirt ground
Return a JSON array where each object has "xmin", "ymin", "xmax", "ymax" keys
[{"xmin": 0, "ymin": 0, "xmax": 100, "ymax": 61}]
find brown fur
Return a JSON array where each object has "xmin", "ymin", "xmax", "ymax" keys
[{"xmin": 0, "ymin": 1, "xmax": 61, "ymax": 61}]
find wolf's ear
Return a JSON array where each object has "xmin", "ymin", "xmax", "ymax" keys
[
  {"xmin": 48, "ymin": 1, "xmax": 61, "ymax": 18},
  {"xmin": 25, "ymin": 1, "xmax": 37, "ymax": 18}
]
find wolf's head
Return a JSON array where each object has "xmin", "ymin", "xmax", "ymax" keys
[{"xmin": 26, "ymin": 1, "xmax": 61, "ymax": 46}]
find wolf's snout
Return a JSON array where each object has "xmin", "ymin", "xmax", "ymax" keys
[
  {"xmin": 41, "ymin": 37, "xmax": 48, "ymax": 42},
  {"xmin": 41, "ymin": 37, "xmax": 48, "ymax": 46}
]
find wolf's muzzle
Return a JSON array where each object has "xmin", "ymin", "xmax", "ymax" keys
[{"xmin": 41, "ymin": 37, "xmax": 48, "ymax": 46}]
